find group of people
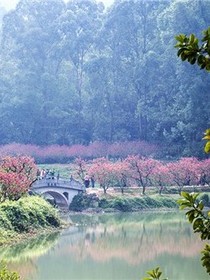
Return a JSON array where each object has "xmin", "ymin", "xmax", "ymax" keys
[
  {"xmin": 37, "ymin": 169, "xmax": 60, "ymax": 182},
  {"xmin": 84, "ymin": 174, "xmax": 95, "ymax": 188},
  {"xmin": 37, "ymin": 168, "xmax": 95, "ymax": 188}
]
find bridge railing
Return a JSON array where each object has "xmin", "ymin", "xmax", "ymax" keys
[{"xmin": 32, "ymin": 177, "xmax": 85, "ymax": 191}]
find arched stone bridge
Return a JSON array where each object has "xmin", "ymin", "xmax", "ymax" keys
[{"xmin": 30, "ymin": 177, "xmax": 85, "ymax": 209}]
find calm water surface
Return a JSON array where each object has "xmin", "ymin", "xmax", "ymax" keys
[{"xmin": 0, "ymin": 211, "xmax": 209, "ymax": 280}]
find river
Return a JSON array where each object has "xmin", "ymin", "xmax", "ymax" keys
[{"xmin": 0, "ymin": 211, "xmax": 209, "ymax": 280}]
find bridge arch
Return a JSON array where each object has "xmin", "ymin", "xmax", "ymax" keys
[
  {"xmin": 31, "ymin": 177, "xmax": 84, "ymax": 209},
  {"xmin": 41, "ymin": 190, "xmax": 69, "ymax": 208},
  {"xmin": 63, "ymin": 192, "xmax": 69, "ymax": 200}
]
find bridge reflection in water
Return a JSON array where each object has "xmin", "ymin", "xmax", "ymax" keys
[{"xmin": 30, "ymin": 177, "xmax": 85, "ymax": 209}]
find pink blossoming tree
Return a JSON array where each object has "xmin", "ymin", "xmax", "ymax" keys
[
  {"xmin": 0, "ymin": 156, "xmax": 37, "ymax": 201},
  {"xmin": 125, "ymin": 156, "xmax": 160, "ymax": 195}
]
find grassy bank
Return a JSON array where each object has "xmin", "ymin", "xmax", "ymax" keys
[
  {"xmin": 0, "ymin": 196, "xmax": 62, "ymax": 246},
  {"xmin": 69, "ymin": 192, "xmax": 178, "ymax": 212}
]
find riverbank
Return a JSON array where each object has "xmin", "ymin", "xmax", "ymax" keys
[
  {"xmin": 69, "ymin": 188, "xmax": 179, "ymax": 213},
  {"xmin": 72, "ymin": 185, "xmax": 210, "ymax": 214},
  {"xmin": 0, "ymin": 196, "xmax": 66, "ymax": 246}
]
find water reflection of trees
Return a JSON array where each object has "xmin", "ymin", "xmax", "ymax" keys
[
  {"xmin": 67, "ymin": 212, "xmax": 204, "ymax": 265},
  {"xmin": 0, "ymin": 232, "xmax": 59, "ymax": 279},
  {"xmin": 70, "ymin": 211, "xmax": 186, "ymax": 226}
]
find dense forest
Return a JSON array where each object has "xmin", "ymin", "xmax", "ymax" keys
[{"xmin": 0, "ymin": 0, "xmax": 209, "ymax": 158}]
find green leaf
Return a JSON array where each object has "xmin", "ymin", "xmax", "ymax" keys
[
  {"xmin": 188, "ymin": 214, "xmax": 195, "ymax": 224},
  {"xmin": 177, "ymin": 47, "xmax": 187, "ymax": 57},
  {"xmin": 156, "ymin": 271, "xmax": 162, "ymax": 278},
  {"xmin": 189, "ymin": 57, "xmax": 196, "ymax": 64},
  {"xmin": 147, "ymin": 271, "xmax": 156, "ymax": 277},
  {"xmin": 204, "ymin": 141, "xmax": 210, "ymax": 154},
  {"xmin": 192, "ymin": 193, "xmax": 200, "ymax": 200},
  {"xmin": 181, "ymin": 52, "xmax": 187, "ymax": 61},
  {"xmin": 181, "ymin": 191, "xmax": 190, "ymax": 199},
  {"xmin": 180, "ymin": 191, "xmax": 194, "ymax": 203},
  {"xmin": 198, "ymin": 202, "xmax": 204, "ymax": 211},
  {"xmin": 193, "ymin": 218, "xmax": 203, "ymax": 230},
  {"xmin": 186, "ymin": 209, "xmax": 196, "ymax": 223},
  {"xmin": 189, "ymin": 34, "xmax": 195, "ymax": 44},
  {"xmin": 177, "ymin": 198, "xmax": 186, "ymax": 204},
  {"xmin": 179, "ymin": 203, "xmax": 191, "ymax": 210},
  {"xmin": 143, "ymin": 267, "xmax": 164, "ymax": 280},
  {"xmin": 175, "ymin": 34, "xmax": 186, "ymax": 43},
  {"xmin": 204, "ymin": 129, "xmax": 210, "ymax": 136},
  {"xmin": 198, "ymin": 55, "xmax": 205, "ymax": 64}
]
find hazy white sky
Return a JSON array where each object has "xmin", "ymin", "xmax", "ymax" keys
[
  {"xmin": 0, "ymin": 0, "xmax": 114, "ymax": 11},
  {"xmin": 0, "ymin": 0, "xmax": 17, "ymax": 10}
]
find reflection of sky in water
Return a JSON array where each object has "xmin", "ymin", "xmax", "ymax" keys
[{"xmin": 1, "ymin": 212, "xmax": 209, "ymax": 280}]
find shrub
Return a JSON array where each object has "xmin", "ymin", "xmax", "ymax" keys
[
  {"xmin": 69, "ymin": 194, "xmax": 84, "ymax": 212},
  {"xmin": 157, "ymin": 197, "xmax": 178, "ymax": 208},
  {"xmin": 0, "ymin": 196, "xmax": 61, "ymax": 234},
  {"xmin": 112, "ymin": 198, "xmax": 132, "ymax": 212},
  {"xmin": 70, "ymin": 194, "xmax": 179, "ymax": 212},
  {"xmin": 132, "ymin": 197, "xmax": 148, "ymax": 210},
  {"xmin": 0, "ymin": 203, "xmax": 30, "ymax": 232},
  {"xmin": 0, "ymin": 211, "xmax": 12, "ymax": 231},
  {"xmin": 69, "ymin": 193, "xmax": 99, "ymax": 211},
  {"xmin": 22, "ymin": 196, "xmax": 61, "ymax": 228},
  {"xmin": 98, "ymin": 198, "xmax": 111, "ymax": 209},
  {"xmin": 143, "ymin": 196, "xmax": 163, "ymax": 208}
]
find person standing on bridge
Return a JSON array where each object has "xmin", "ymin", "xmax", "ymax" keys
[{"xmin": 40, "ymin": 169, "xmax": 46, "ymax": 179}]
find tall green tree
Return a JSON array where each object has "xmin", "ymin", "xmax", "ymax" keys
[
  {"xmin": 1, "ymin": 0, "xmax": 65, "ymax": 144},
  {"xmin": 88, "ymin": 0, "xmax": 168, "ymax": 142},
  {"xmin": 157, "ymin": 0, "xmax": 210, "ymax": 157},
  {"xmin": 56, "ymin": 0, "xmax": 104, "ymax": 143}
]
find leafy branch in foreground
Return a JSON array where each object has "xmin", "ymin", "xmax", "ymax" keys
[
  {"xmin": 0, "ymin": 261, "xmax": 20, "ymax": 280},
  {"xmin": 177, "ymin": 191, "xmax": 210, "ymax": 275},
  {"xmin": 142, "ymin": 267, "xmax": 168, "ymax": 280},
  {"xmin": 175, "ymin": 27, "xmax": 210, "ymax": 71}
]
